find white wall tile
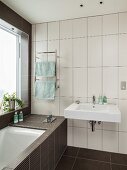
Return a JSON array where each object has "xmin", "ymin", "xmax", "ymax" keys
[
  {"xmin": 48, "ymin": 40, "xmax": 59, "ymax": 55},
  {"xmin": 60, "ymin": 39, "xmax": 72, "ymax": 67},
  {"xmin": 103, "ymin": 131, "xmax": 118, "ymax": 153},
  {"xmin": 73, "ymin": 127, "xmax": 87, "ymax": 148},
  {"xmin": 73, "ymin": 68, "xmax": 87, "ymax": 98},
  {"xmin": 73, "ymin": 97, "xmax": 87, "ymax": 103},
  {"xmin": 73, "ymin": 119, "xmax": 87, "ymax": 128},
  {"xmin": 103, "ymin": 14, "xmax": 118, "ymax": 35},
  {"xmin": 73, "ymin": 38, "xmax": 87, "ymax": 67},
  {"xmin": 119, "ymin": 132, "xmax": 127, "ymax": 154},
  {"xmin": 119, "ymin": 34, "xmax": 127, "ymax": 66},
  {"xmin": 119, "ymin": 100, "xmax": 127, "ymax": 132},
  {"xmin": 36, "ymin": 23, "xmax": 48, "ymax": 41},
  {"xmin": 60, "ymin": 20, "xmax": 72, "ymax": 39},
  {"xmin": 73, "ymin": 18, "xmax": 87, "ymax": 38},
  {"xmin": 103, "ymin": 67, "xmax": 118, "ymax": 98},
  {"xmin": 88, "ymin": 129, "xmax": 102, "ymax": 150},
  {"xmin": 60, "ymin": 68, "xmax": 72, "ymax": 97},
  {"xmin": 103, "ymin": 122, "xmax": 118, "ymax": 131},
  {"xmin": 31, "ymin": 42, "xmax": 35, "ymax": 76},
  {"xmin": 103, "ymin": 35, "xmax": 118, "ymax": 66},
  {"xmin": 60, "ymin": 97, "xmax": 73, "ymax": 115},
  {"xmin": 67, "ymin": 126, "xmax": 73, "ymax": 146},
  {"xmin": 88, "ymin": 16, "xmax": 102, "ymax": 36},
  {"xmin": 36, "ymin": 41, "xmax": 47, "ymax": 53},
  {"xmin": 119, "ymin": 12, "xmax": 127, "ymax": 33},
  {"xmin": 31, "ymin": 97, "xmax": 59, "ymax": 116},
  {"xmin": 32, "ymin": 24, "xmax": 36, "ymax": 42},
  {"xmin": 88, "ymin": 36, "xmax": 102, "ymax": 67},
  {"xmin": 68, "ymin": 119, "xmax": 73, "ymax": 127},
  {"xmin": 48, "ymin": 22, "xmax": 59, "ymax": 40},
  {"xmin": 33, "ymin": 13, "xmax": 127, "ymax": 154},
  {"xmin": 119, "ymin": 68, "xmax": 127, "ymax": 99},
  {"xmin": 88, "ymin": 68, "xmax": 102, "ymax": 97}
]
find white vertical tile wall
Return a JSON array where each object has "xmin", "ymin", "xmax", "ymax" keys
[{"xmin": 32, "ymin": 12, "xmax": 127, "ymax": 154}]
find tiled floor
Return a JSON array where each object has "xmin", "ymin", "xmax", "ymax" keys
[{"xmin": 55, "ymin": 146, "xmax": 127, "ymax": 170}]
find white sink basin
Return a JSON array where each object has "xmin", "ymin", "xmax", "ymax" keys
[{"xmin": 64, "ymin": 103, "xmax": 121, "ymax": 122}]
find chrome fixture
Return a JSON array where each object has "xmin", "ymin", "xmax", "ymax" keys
[
  {"xmin": 75, "ymin": 100, "xmax": 80, "ymax": 104},
  {"xmin": 92, "ymin": 95, "xmax": 96, "ymax": 105},
  {"xmin": 89, "ymin": 121, "xmax": 102, "ymax": 132}
]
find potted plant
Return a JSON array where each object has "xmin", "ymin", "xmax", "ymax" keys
[{"xmin": 2, "ymin": 93, "xmax": 24, "ymax": 112}]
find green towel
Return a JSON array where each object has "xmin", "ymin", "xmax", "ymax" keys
[
  {"xmin": 35, "ymin": 61, "xmax": 56, "ymax": 77},
  {"xmin": 35, "ymin": 80, "xmax": 55, "ymax": 100}
]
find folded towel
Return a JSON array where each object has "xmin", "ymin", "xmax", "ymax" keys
[
  {"xmin": 35, "ymin": 61, "xmax": 56, "ymax": 77},
  {"xmin": 35, "ymin": 80, "xmax": 55, "ymax": 100}
]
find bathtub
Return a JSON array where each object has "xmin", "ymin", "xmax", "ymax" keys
[{"xmin": 0, "ymin": 126, "xmax": 45, "ymax": 170}]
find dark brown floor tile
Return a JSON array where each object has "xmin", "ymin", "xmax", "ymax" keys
[
  {"xmin": 55, "ymin": 156, "xmax": 75, "ymax": 170},
  {"xmin": 111, "ymin": 153, "xmax": 127, "ymax": 165},
  {"xmin": 72, "ymin": 158, "xmax": 111, "ymax": 170},
  {"xmin": 112, "ymin": 164, "xmax": 127, "ymax": 170},
  {"xmin": 78, "ymin": 148, "xmax": 110, "ymax": 162},
  {"xmin": 64, "ymin": 146, "xmax": 79, "ymax": 157}
]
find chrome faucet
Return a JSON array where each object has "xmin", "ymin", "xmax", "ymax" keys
[
  {"xmin": 92, "ymin": 95, "xmax": 96, "ymax": 105},
  {"xmin": 75, "ymin": 100, "xmax": 80, "ymax": 104}
]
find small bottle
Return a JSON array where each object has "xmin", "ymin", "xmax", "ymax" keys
[
  {"xmin": 19, "ymin": 111, "xmax": 23, "ymax": 122},
  {"xmin": 103, "ymin": 96, "xmax": 107, "ymax": 104},
  {"xmin": 14, "ymin": 112, "xmax": 18, "ymax": 124},
  {"xmin": 98, "ymin": 95, "xmax": 103, "ymax": 104}
]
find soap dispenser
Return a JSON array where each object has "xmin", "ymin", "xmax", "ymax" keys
[
  {"xmin": 19, "ymin": 111, "xmax": 23, "ymax": 122},
  {"xmin": 98, "ymin": 95, "xmax": 103, "ymax": 104},
  {"xmin": 14, "ymin": 112, "xmax": 18, "ymax": 124},
  {"xmin": 103, "ymin": 96, "xmax": 107, "ymax": 104}
]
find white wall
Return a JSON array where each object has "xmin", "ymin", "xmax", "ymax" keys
[{"xmin": 32, "ymin": 12, "xmax": 127, "ymax": 154}]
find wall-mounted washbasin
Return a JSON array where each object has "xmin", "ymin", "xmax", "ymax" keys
[{"xmin": 64, "ymin": 103, "xmax": 121, "ymax": 123}]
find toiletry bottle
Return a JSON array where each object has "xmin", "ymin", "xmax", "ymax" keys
[
  {"xmin": 103, "ymin": 96, "xmax": 107, "ymax": 104},
  {"xmin": 19, "ymin": 111, "xmax": 23, "ymax": 122},
  {"xmin": 98, "ymin": 95, "xmax": 103, "ymax": 104},
  {"xmin": 14, "ymin": 112, "xmax": 18, "ymax": 124}
]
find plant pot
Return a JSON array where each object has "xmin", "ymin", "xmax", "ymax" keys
[{"xmin": 9, "ymin": 100, "xmax": 15, "ymax": 111}]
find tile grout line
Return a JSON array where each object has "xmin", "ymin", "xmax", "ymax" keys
[
  {"xmin": 58, "ymin": 21, "xmax": 60, "ymax": 116},
  {"xmin": 86, "ymin": 17, "xmax": 89, "ymax": 148},
  {"xmin": 102, "ymin": 15, "xmax": 104, "ymax": 151},
  {"xmin": 118, "ymin": 13, "xmax": 120, "ymax": 154},
  {"xmin": 71, "ymin": 148, "xmax": 80, "ymax": 170}
]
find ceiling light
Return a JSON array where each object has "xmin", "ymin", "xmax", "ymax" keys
[
  {"xmin": 99, "ymin": 1, "xmax": 104, "ymax": 5},
  {"xmin": 80, "ymin": 4, "xmax": 84, "ymax": 7}
]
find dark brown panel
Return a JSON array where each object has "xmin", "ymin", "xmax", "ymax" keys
[
  {"xmin": 30, "ymin": 146, "xmax": 41, "ymax": 170},
  {"xmin": 111, "ymin": 153, "xmax": 127, "ymax": 165},
  {"xmin": 78, "ymin": 148, "xmax": 111, "ymax": 162},
  {"xmin": 73, "ymin": 158, "xmax": 111, "ymax": 170},
  {"xmin": 64, "ymin": 146, "xmax": 79, "ymax": 157},
  {"xmin": 49, "ymin": 132, "xmax": 55, "ymax": 170},
  {"xmin": 0, "ymin": 1, "xmax": 32, "ymax": 128},
  {"xmin": 112, "ymin": 164, "xmax": 127, "ymax": 170},
  {"xmin": 41, "ymin": 138, "xmax": 49, "ymax": 170},
  {"xmin": 0, "ymin": 1, "xmax": 31, "ymax": 34},
  {"xmin": 14, "ymin": 157, "xmax": 29, "ymax": 170},
  {"xmin": 55, "ymin": 156, "xmax": 75, "ymax": 170}
]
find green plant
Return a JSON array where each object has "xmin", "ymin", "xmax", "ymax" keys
[{"xmin": 2, "ymin": 92, "xmax": 24, "ymax": 112}]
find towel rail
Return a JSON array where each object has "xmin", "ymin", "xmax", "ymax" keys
[{"xmin": 34, "ymin": 50, "xmax": 59, "ymax": 90}]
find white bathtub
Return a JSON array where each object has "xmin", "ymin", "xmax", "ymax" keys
[{"xmin": 0, "ymin": 126, "xmax": 45, "ymax": 170}]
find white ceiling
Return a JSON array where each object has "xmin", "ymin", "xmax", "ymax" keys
[{"xmin": 1, "ymin": 0, "xmax": 127, "ymax": 24}]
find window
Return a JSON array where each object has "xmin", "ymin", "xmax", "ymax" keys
[
  {"xmin": 0, "ymin": 26, "xmax": 20, "ymax": 101},
  {"xmin": 0, "ymin": 20, "xmax": 29, "ymax": 108}
]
